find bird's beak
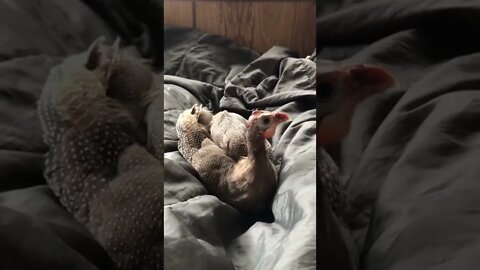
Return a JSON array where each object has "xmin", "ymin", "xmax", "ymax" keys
[
  {"xmin": 273, "ymin": 112, "xmax": 290, "ymax": 124},
  {"xmin": 263, "ymin": 112, "xmax": 289, "ymax": 139}
]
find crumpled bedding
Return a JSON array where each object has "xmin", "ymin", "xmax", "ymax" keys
[
  {"xmin": 318, "ymin": 1, "xmax": 480, "ymax": 269},
  {"xmin": 164, "ymin": 26, "xmax": 316, "ymax": 270}
]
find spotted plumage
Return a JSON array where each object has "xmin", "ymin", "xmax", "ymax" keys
[
  {"xmin": 37, "ymin": 37, "xmax": 163, "ymax": 270},
  {"xmin": 176, "ymin": 105, "xmax": 212, "ymax": 164},
  {"xmin": 317, "ymin": 147, "xmax": 346, "ymax": 216},
  {"xmin": 210, "ymin": 110, "xmax": 274, "ymax": 161},
  {"xmin": 177, "ymin": 105, "xmax": 274, "ymax": 162}
]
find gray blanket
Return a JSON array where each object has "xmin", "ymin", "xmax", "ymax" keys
[
  {"xmin": 164, "ymin": 26, "xmax": 316, "ymax": 270},
  {"xmin": 0, "ymin": 1, "xmax": 163, "ymax": 269},
  {"xmin": 319, "ymin": 1, "xmax": 480, "ymax": 269}
]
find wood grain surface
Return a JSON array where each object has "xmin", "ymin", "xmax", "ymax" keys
[
  {"xmin": 165, "ymin": 0, "xmax": 316, "ymax": 57},
  {"xmin": 164, "ymin": 0, "xmax": 194, "ymax": 28}
]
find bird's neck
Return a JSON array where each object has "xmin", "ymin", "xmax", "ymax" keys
[
  {"xmin": 246, "ymin": 127, "xmax": 268, "ymax": 160},
  {"xmin": 317, "ymin": 97, "xmax": 358, "ymax": 145}
]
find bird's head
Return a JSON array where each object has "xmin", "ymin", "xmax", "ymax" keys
[
  {"xmin": 75, "ymin": 36, "xmax": 121, "ymax": 86},
  {"xmin": 189, "ymin": 104, "xmax": 213, "ymax": 127},
  {"xmin": 316, "ymin": 64, "xmax": 397, "ymax": 145},
  {"xmin": 176, "ymin": 104, "xmax": 213, "ymax": 139},
  {"xmin": 247, "ymin": 110, "xmax": 290, "ymax": 139},
  {"xmin": 317, "ymin": 64, "xmax": 398, "ymax": 103}
]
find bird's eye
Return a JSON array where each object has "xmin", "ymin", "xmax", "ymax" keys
[
  {"xmin": 317, "ymin": 81, "xmax": 334, "ymax": 100},
  {"xmin": 263, "ymin": 117, "xmax": 271, "ymax": 125},
  {"xmin": 350, "ymin": 67, "xmax": 366, "ymax": 82}
]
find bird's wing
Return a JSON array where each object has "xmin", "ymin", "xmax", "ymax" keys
[{"xmin": 211, "ymin": 111, "xmax": 248, "ymax": 160}]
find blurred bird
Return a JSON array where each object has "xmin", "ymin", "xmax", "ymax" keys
[
  {"xmin": 38, "ymin": 37, "xmax": 163, "ymax": 270},
  {"xmin": 317, "ymin": 64, "xmax": 397, "ymax": 145},
  {"xmin": 317, "ymin": 63, "xmax": 397, "ymax": 270}
]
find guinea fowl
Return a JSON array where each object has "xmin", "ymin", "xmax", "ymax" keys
[
  {"xmin": 317, "ymin": 63, "xmax": 397, "ymax": 214},
  {"xmin": 317, "ymin": 63, "xmax": 397, "ymax": 270},
  {"xmin": 37, "ymin": 37, "xmax": 163, "ymax": 270},
  {"xmin": 176, "ymin": 107, "xmax": 289, "ymax": 214},
  {"xmin": 186, "ymin": 105, "xmax": 274, "ymax": 161},
  {"xmin": 211, "ymin": 110, "xmax": 275, "ymax": 162},
  {"xmin": 317, "ymin": 64, "xmax": 397, "ymax": 215}
]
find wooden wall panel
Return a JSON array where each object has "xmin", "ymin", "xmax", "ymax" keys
[
  {"xmin": 165, "ymin": 0, "xmax": 316, "ymax": 57},
  {"xmin": 195, "ymin": 2, "xmax": 256, "ymax": 49},
  {"xmin": 251, "ymin": 1, "xmax": 316, "ymax": 57},
  {"xmin": 164, "ymin": 1, "xmax": 194, "ymax": 28}
]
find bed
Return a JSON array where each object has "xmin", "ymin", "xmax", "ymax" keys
[
  {"xmin": 0, "ymin": 0, "xmax": 316, "ymax": 269},
  {"xmin": 318, "ymin": 0, "xmax": 480, "ymax": 269},
  {"xmin": 163, "ymin": 25, "xmax": 317, "ymax": 270}
]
